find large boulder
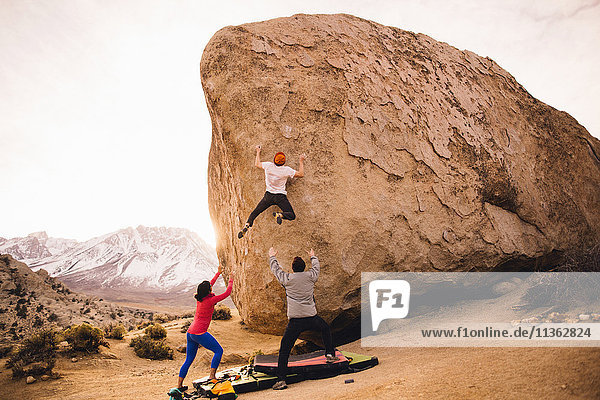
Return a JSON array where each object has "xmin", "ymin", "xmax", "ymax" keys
[{"xmin": 200, "ymin": 14, "xmax": 600, "ymax": 336}]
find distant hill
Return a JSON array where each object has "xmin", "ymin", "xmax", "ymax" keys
[
  {"xmin": 0, "ymin": 226, "xmax": 220, "ymax": 307},
  {"xmin": 0, "ymin": 254, "xmax": 152, "ymax": 344}
]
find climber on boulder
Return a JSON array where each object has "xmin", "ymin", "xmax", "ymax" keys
[{"xmin": 238, "ymin": 145, "xmax": 305, "ymax": 239}]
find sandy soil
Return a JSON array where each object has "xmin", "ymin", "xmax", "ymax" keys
[{"xmin": 2, "ymin": 311, "xmax": 599, "ymax": 400}]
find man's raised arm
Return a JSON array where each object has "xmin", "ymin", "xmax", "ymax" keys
[
  {"xmin": 268, "ymin": 247, "xmax": 289, "ymax": 285},
  {"xmin": 255, "ymin": 145, "xmax": 263, "ymax": 169},
  {"xmin": 293, "ymin": 153, "xmax": 306, "ymax": 178},
  {"xmin": 307, "ymin": 248, "xmax": 320, "ymax": 282}
]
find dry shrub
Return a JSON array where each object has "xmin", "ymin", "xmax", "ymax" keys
[
  {"xmin": 0, "ymin": 344, "xmax": 14, "ymax": 358},
  {"xmin": 180, "ymin": 319, "xmax": 192, "ymax": 333},
  {"xmin": 212, "ymin": 305, "xmax": 232, "ymax": 321},
  {"xmin": 7, "ymin": 329, "xmax": 58, "ymax": 379},
  {"xmin": 522, "ymin": 272, "xmax": 600, "ymax": 310},
  {"xmin": 129, "ymin": 322, "xmax": 172, "ymax": 360},
  {"xmin": 554, "ymin": 243, "xmax": 600, "ymax": 272},
  {"xmin": 145, "ymin": 324, "xmax": 167, "ymax": 339},
  {"xmin": 0, "ymin": 255, "xmax": 10, "ymax": 267},
  {"xmin": 130, "ymin": 336, "xmax": 173, "ymax": 360},
  {"xmin": 136, "ymin": 321, "xmax": 152, "ymax": 330},
  {"xmin": 153, "ymin": 313, "xmax": 176, "ymax": 323},
  {"xmin": 105, "ymin": 324, "xmax": 127, "ymax": 340},
  {"xmin": 63, "ymin": 323, "xmax": 108, "ymax": 352},
  {"xmin": 519, "ymin": 243, "xmax": 600, "ymax": 310},
  {"xmin": 248, "ymin": 349, "xmax": 263, "ymax": 364}
]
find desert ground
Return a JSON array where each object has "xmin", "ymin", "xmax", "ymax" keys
[{"xmin": 1, "ymin": 310, "xmax": 599, "ymax": 400}]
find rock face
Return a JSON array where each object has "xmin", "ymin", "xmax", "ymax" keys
[{"xmin": 200, "ymin": 14, "xmax": 600, "ymax": 336}]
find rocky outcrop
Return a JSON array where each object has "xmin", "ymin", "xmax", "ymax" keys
[
  {"xmin": 200, "ymin": 14, "xmax": 600, "ymax": 335},
  {"xmin": 0, "ymin": 254, "xmax": 150, "ymax": 344}
]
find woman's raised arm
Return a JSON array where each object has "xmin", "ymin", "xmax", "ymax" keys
[{"xmin": 212, "ymin": 273, "xmax": 234, "ymax": 303}]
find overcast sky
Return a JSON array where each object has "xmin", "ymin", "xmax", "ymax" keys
[{"xmin": 1, "ymin": 0, "xmax": 598, "ymax": 247}]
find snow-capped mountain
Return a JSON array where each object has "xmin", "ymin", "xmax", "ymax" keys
[
  {"xmin": 0, "ymin": 227, "xmax": 219, "ymax": 306},
  {"xmin": 0, "ymin": 231, "xmax": 77, "ymax": 263}
]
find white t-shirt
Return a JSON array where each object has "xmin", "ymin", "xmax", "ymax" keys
[{"xmin": 262, "ymin": 162, "xmax": 296, "ymax": 195}]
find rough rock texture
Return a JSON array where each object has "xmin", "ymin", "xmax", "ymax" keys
[{"xmin": 200, "ymin": 14, "xmax": 600, "ymax": 336}]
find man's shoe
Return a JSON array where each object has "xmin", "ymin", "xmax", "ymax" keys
[
  {"xmin": 273, "ymin": 212, "xmax": 283, "ymax": 225},
  {"xmin": 325, "ymin": 354, "xmax": 339, "ymax": 363},
  {"xmin": 272, "ymin": 380, "xmax": 287, "ymax": 390},
  {"xmin": 238, "ymin": 224, "xmax": 249, "ymax": 239}
]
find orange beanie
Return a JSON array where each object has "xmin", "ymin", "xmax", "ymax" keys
[{"xmin": 274, "ymin": 152, "xmax": 286, "ymax": 166}]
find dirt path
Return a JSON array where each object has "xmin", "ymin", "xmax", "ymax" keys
[{"xmin": 2, "ymin": 312, "xmax": 599, "ymax": 399}]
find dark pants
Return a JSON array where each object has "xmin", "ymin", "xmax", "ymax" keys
[
  {"xmin": 276, "ymin": 315, "xmax": 334, "ymax": 380},
  {"xmin": 246, "ymin": 191, "xmax": 296, "ymax": 227}
]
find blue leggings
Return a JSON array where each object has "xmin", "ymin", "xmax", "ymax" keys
[{"xmin": 179, "ymin": 332, "xmax": 223, "ymax": 378}]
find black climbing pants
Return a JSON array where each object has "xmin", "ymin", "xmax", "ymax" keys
[
  {"xmin": 276, "ymin": 315, "xmax": 335, "ymax": 380},
  {"xmin": 246, "ymin": 191, "xmax": 295, "ymax": 226}
]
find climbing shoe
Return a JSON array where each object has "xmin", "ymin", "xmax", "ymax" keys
[
  {"xmin": 325, "ymin": 354, "xmax": 339, "ymax": 363},
  {"xmin": 167, "ymin": 388, "xmax": 184, "ymax": 400},
  {"xmin": 272, "ymin": 380, "xmax": 287, "ymax": 390},
  {"xmin": 273, "ymin": 212, "xmax": 283, "ymax": 225},
  {"xmin": 237, "ymin": 223, "xmax": 250, "ymax": 239}
]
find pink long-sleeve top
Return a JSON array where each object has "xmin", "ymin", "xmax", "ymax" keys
[{"xmin": 187, "ymin": 271, "xmax": 233, "ymax": 335}]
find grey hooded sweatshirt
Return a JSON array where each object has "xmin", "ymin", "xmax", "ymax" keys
[{"xmin": 269, "ymin": 255, "xmax": 320, "ymax": 319}]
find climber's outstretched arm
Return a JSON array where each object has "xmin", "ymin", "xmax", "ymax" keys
[
  {"xmin": 294, "ymin": 153, "xmax": 306, "ymax": 178},
  {"xmin": 255, "ymin": 145, "xmax": 263, "ymax": 169}
]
